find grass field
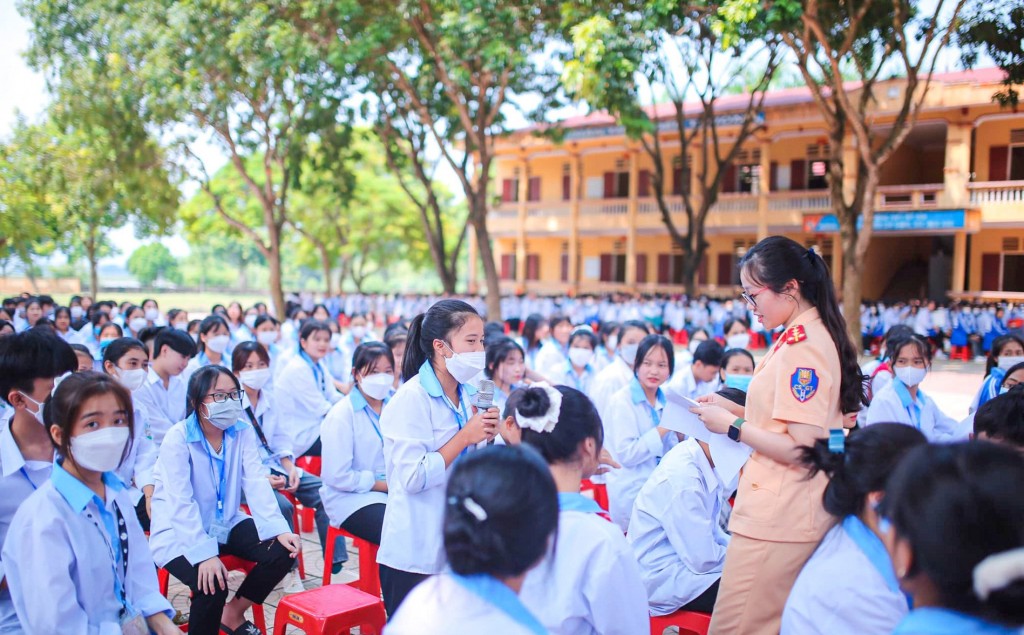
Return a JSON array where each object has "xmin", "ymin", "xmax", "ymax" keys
[{"xmin": 49, "ymin": 291, "xmax": 272, "ymax": 314}]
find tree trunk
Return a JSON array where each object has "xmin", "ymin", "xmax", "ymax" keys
[
  {"xmin": 320, "ymin": 245, "xmax": 333, "ymax": 297},
  {"xmin": 471, "ymin": 195, "xmax": 501, "ymax": 320},
  {"xmin": 86, "ymin": 234, "xmax": 99, "ymax": 297},
  {"xmin": 840, "ymin": 224, "xmax": 863, "ymax": 349},
  {"xmin": 267, "ymin": 224, "xmax": 286, "ymax": 320}
]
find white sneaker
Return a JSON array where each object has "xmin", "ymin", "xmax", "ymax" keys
[{"xmin": 282, "ymin": 569, "xmax": 305, "ymax": 594}]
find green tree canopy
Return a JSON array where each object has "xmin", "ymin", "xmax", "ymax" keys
[{"xmin": 127, "ymin": 243, "xmax": 182, "ymax": 286}]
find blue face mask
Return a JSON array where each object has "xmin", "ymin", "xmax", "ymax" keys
[{"xmin": 724, "ymin": 373, "xmax": 753, "ymax": 392}]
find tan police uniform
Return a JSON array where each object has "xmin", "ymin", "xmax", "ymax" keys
[{"xmin": 709, "ymin": 307, "xmax": 843, "ymax": 635}]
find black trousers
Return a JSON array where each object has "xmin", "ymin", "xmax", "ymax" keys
[
  {"xmin": 163, "ymin": 518, "xmax": 293, "ymax": 635},
  {"xmin": 681, "ymin": 578, "xmax": 720, "ymax": 614},
  {"xmin": 302, "ymin": 436, "xmax": 322, "ymax": 457},
  {"xmin": 134, "ymin": 496, "xmax": 151, "ymax": 533},
  {"xmin": 340, "ymin": 502, "xmax": 386, "ymax": 546},
  {"xmin": 379, "ymin": 565, "xmax": 429, "ymax": 618}
]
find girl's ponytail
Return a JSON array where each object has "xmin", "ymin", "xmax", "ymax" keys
[{"xmin": 401, "ymin": 313, "xmax": 428, "ymax": 382}]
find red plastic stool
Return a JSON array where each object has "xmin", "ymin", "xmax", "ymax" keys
[
  {"xmin": 322, "ymin": 526, "xmax": 381, "ymax": 597},
  {"xmin": 580, "ymin": 479, "xmax": 610, "ymax": 511},
  {"xmin": 296, "ymin": 456, "xmax": 322, "ymax": 477},
  {"xmin": 650, "ymin": 610, "xmax": 711, "ymax": 635},
  {"xmin": 157, "ymin": 556, "xmax": 267, "ymax": 632},
  {"xmin": 274, "ymin": 584, "xmax": 386, "ymax": 635},
  {"xmin": 950, "ymin": 345, "xmax": 971, "ymax": 361},
  {"xmin": 242, "ymin": 501, "xmax": 306, "ymax": 579}
]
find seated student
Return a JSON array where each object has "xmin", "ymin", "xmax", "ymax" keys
[
  {"xmin": 320, "ymin": 342, "xmax": 392, "ymax": 546},
  {"xmin": 594, "ymin": 321, "xmax": 620, "ymax": 372},
  {"xmin": 781, "ymin": 423, "xmax": 927, "ymax": 635},
  {"xmin": 865, "ymin": 334, "xmax": 962, "ymax": 441},
  {"xmin": 135, "ymin": 328, "xmax": 196, "ymax": 446},
  {"xmin": 719, "ymin": 348, "xmax": 755, "ymax": 392},
  {"xmin": 387, "ymin": 444, "xmax": 557, "ymax": 635},
  {"xmin": 137, "ymin": 325, "xmax": 163, "ymax": 359},
  {"xmin": 666, "ymin": 340, "xmax": 724, "ymax": 401},
  {"xmin": 882, "ymin": 442, "xmax": 1024, "ymax": 635},
  {"xmin": 275, "ymin": 320, "xmax": 343, "ymax": 458},
  {"xmin": 971, "ymin": 334, "xmax": 1024, "ymax": 412},
  {"xmin": 182, "ymin": 315, "xmax": 232, "ymax": 385},
  {"xmin": 604, "ymin": 334, "xmax": 680, "ymax": 530},
  {"xmin": 996, "ymin": 361, "xmax": 1024, "ymax": 395},
  {"xmin": 69, "ymin": 342, "xmax": 96, "ymax": 372},
  {"xmin": 535, "ymin": 314, "xmax": 574, "ymax": 378},
  {"xmin": 519, "ymin": 313, "xmax": 549, "ymax": 372},
  {"xmin": 94, "ymin": 322, "xmax": 124, "ymax": 363},
  {"xmin": 486, "ymin": 337, "xmax": 527, "ymax": 414},
  {"xmin": 0, "ymin": 329, "xmax": 78, "ymax": 633},
  {"xmin": 590, "ymin": 320, "xmax": 651, "ymax": 418},
  {"xmin": 102, "ymin": 337, "xmax": 160, "ymax": 530},
  {"xmin": 723, "ymin": 317, "xmax": 752, "ymax": 350},
  {"xmin": 629, "ymin": 387, "xmax": 749, "ymax": 617},
  {"xmin": 515, "ymin": 384, "xmax": 649, "ymax": 635},
  {"xmin": 551, "ymin": 327, "xmax": 599, "ymax": 398},
  {"xmin": 149, "ymin": 365, "xmax": 299, "ymax": 635},
  {"xmin": 973, "ymin": 383, "xmax": 1024, "ymax": 448},
  {"xmin": 2, "ymin": 372, "xmax": 177, "ymax": 635}
]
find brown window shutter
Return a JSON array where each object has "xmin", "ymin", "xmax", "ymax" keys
[
  {"xmin": 790, "ymin": 160, "xmax": 806, "ymax": 191},
  {"xmin": 989, "ymin": 145, "xmax": 1009, "ymax": 181}
]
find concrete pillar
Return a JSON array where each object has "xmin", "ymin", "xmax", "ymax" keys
[
  {"xmin": 569, "ymin": 153, "xmax": 581, "ymax": 292},
  {"xmin": 625, "ymin": 150, "xmax": 639, "ymax": 287},
  {"xmin": 952, "ymin": 230, "xmax": 967, "ymax": 293},
  {"xmin": 944, "ymin": 122, "xmax": 972, "ymax": 208},
  {"xmin": 515, "ymin": 158, "xmax": 528, "ymax": 287},
  {"xmin": 757, "ymin": 136, "xmax": 771, "ymax": 240}
]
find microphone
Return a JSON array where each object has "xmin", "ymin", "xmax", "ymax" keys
[{"xmin": 474, "ymin": 379, "xmax": 495, "ymax": 411}]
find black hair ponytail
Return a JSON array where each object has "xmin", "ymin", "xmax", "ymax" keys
[
  {"xmin": 402, "ymin": 299, "xmax": 479, "ymax": 382},
  {"xmin": 741, "ymin": 236, "xmax": 866, "ymax": 415},
  {"xmin": 799, "ymin": 423, "xmax": 926, "ymax": 518},
  {"xmin": 518, "ymin": 385, "xmax": 603, "ymax": 464}
]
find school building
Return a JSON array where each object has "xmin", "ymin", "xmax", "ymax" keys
[{"xmin": 469, "ymin": 68, "xmax": 1024, "ymax": 301}]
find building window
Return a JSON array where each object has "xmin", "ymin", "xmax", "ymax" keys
[
  {"xmin": 501, "ymin": 178, "xmax": 519, "ymax": 203},
  {"xmin": 1003, "ymin": 254, "xmax": 1024, "ymax": 292},
  {"xmin": 500, "ymin": 254, "xmax": 516, "ymax": 281},
  {"xmin": 603, "ymin": 172, "xmax": 630, "ymax": 198},
  {"xmin": 599, "ymin": 254, "xmax": 627, "ymax": 283},
  {"xmin": 527, "ymin": 177, "xmax": 541, "ymax": 202},
  {"xmin": 807, "ymin": 160, "xmax": 829, "ymax": 190},
  {"xmin": 526, "ymin": 254, "xmax": 540, "ymax": 281},
  {"xmin": 737, "ymin": 164, "xmax": 761, "ymax": 194},
  {"xmin": 1011, "ymin": 146, "xmax": 1024, "ymax": 181}
]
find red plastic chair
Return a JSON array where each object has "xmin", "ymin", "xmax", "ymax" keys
[
  {"xmin": 650, "ymin": 610, "xmax": 712, "ymax": 635},
  {"xmin": 296, "ymin": 455, "xmax": 322, "ymax": 477},
  {"xmin": 580, "ymin": 479, "xmax": 610, "ymax": 511},
  {"xmin": 157, "ymin": 556, "xmax": 267, "ymax": 633},
  {"xmin": 322, "ymin": 526, "xmax": 381, "ymax": 597},
  {"xmin": 274, "ymin": 584, "xmax": 386, "ymax": 635},
  {"xmin": 242, "ymin": 501, "xmax": 306, "ymax": 578}
]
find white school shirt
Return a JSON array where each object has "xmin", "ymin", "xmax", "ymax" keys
[
  {"xmin": 627, "ymin": 439, "xmax": 730, "ymax": 615},
  {"xmin": 665, "ymin": 364, "xmax": 720, "ymax": 402},
  {"xmin": 2, "ymin": 465, "xmax": 173, "ymax": 634},
  {"xmin": 134, "ymin": 368, "xmax": 187, "ymax": 447},
  {"xmin": 274, "ymin": 351, "xmax": 342, "ymax": 456},
  {"xmin": 551, "ymin": 361, "xmax": 597, "ymax": 398},
  {"xmin": 535, "ymin": 341, "xmax": 570, "ymax": 378},
  {"xmin": 180, "ymin": 350, "xmax": 227, "ymax": 387},
  {"xmin": 113, "ymin": 403, "xmax": 159, "ymax": 505},
  {"xmin": 378, "ymin": 361, "xmax": 477, "ymax": 574},
  {"xmin": 782, "ymin": 517, "xmax": 909, "ymax": 635},
  {"xmin": 148, "ymin": 415, "xmax": 290, "ymax": 567},
  {"xmin": 319, "ymin": 388, "xmax": 388, "ymax": 527},
  {"xmin": 0, "ymin": 423, "xmax": 52, "ymax": 635},
  {"xmin": 604, "ymin": 379, "xmax": 678, "ymax": 530},
  {"xmin": 520, "ymin": 493, "xmax": 649, "ymax": 635},
  {"xmin": 590, "ymin": 356, "xmax": 634, "ymax": 419},
  {"xmin": 864, "ymin": 378, "xmax": 963, "ymax": 442},
  {"xmin": 387, "ymin": 572, "xmax": 546, "ymax": 635},
  {"xmin": 241, "ymin": 389, "xmax": 294, "ymax": 473}
]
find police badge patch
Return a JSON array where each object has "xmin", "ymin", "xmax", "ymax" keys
[{"xmin": 790, "ymin": 367, "xmax": 819, "ymax": 403}]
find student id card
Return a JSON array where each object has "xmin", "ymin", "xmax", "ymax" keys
[{"xmin": 210, "ymin": 519, "xmax": 232, "ymax": 544}]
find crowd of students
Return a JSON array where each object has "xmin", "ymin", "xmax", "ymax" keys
[{"xmin": 0, "ymin": 236, "xmax": 1023, "ymax": 635}]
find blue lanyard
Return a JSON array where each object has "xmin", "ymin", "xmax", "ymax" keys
[
  {"xmin": 299, "ymin": 350, "xmax": 326, "ymax": 393},
  {"xmin": 83, "ymin": 493, "xmax": 132, "ymax": 618},
  {"xmin": 441, "ymin": 387, "xmax": 470, "ymax": 430},
  {"xmin": 450, "ymin": 574, "xmax": 547, "ymax": 635},
  {"xmin": 201, "ymin": 435, "xmax": 228, "ymax": 520},
  {"xmin": 363, "ymin": 405, "xmax": 384, "ymax": 444},
  {"xmin": 19, "ymin": 466, "xmax": 39, "ymax": 491}
]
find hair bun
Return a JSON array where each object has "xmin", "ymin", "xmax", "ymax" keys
[{"xmin": 517, "ymin": 386, "xmax": 551, "ymax": 419}]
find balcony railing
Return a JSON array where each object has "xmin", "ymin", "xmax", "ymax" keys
[
  {"xmin": 968, "ymin": 180, "xmax": 1024, "ymax": 204},
  {"xmin": 526, "ymin": 202, "xmax": 570, "ymax": 217},
  {"xmin": 768, "ymin": 191, "xmax": 832, "ymax": 212},
  {"xmin": 876, "ymin": 183, "xmax": 942, "ymax": 209},
  {"xmin": 580, "ymin": 200, "xmax": 629, "ymax": 215}
]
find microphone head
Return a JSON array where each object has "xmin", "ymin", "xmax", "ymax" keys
[{"xmin": 475, "ymin": 378, "xmax": 495, "ymax": 409}]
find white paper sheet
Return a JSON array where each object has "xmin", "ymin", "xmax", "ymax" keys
[{"xmin": 660, "ymin": 392, "xmax": 752, "ymax": 483}]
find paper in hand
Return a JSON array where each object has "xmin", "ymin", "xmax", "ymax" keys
[{"xmin": 661, "ymin": 389, "xmax": 752, "ymax": 482}]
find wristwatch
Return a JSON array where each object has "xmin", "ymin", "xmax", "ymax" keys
[{"xmin": 728, "ymin": 417, "xmax": 745, "ymax": 442}]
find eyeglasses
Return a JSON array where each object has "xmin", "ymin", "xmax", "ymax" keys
[
  {"xmin": 205, "ymin": 390, "xmax": 243, "ymax": 403},
  {"xmin": 741, "ymin": 288, "xmax": 768, "ymax": 308}
]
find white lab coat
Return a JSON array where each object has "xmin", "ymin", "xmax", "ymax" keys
[
  {"xmin": 604, "ymin": 380, "xmax": 679, "ymax": 530},
  {"xmin": 388, "ymin": 572, "xmax": 546, "ymax": 635},
  {"xmin": 114, "ymin": 403, "xmax": 159, "ymax": 506},
  {"xmin": 535, "ymin": 341, "xmax": 570, "ymax": 378},
  {"xmin": 319, "ymin": 388, "xmax": 388, "ymax": 527},
  {"xmin": 2, "ymin": 465, "xmax": 173, "ymax": 635},
  {"xmin": 148, "ymin": 415, "xmax": 290, "ymax": 567},
  {"xmin": 665, "ymin": 364, "xmax": 720, "ymax": 402},
  {"xmin": 782, "ymin": 520, "xmax": 909, "ymax": 635},
  {"xmin": 274, "ymin": 352, "xmax": 342, "ymax": 457},
  {"xmin": 241, "ymin": 389, "xmax": 294, "ymax": 473},
  {"xmin": 550, "ymin": 361, "xmax": 597, "ymax": 399},
  {"xmin": 133, "ymin": 369, "xmax": 187, "ymax": 447},
  {"xmin": 628, "ymin": 439, "xmax": 730, "ymax": 615},
  {"xmin": 590, "ymin": 356, "xmax": 634, "ymax": 419},
  {"xmin": 378, "ymin": 361, "xmax": 476, "ymax": 575},
  {"xmin": 864, "ymin": 378, "xmax": 963, "ymax": 442},
  {"xmin": 520, "ymin": 494, "xmax": 649, "ymax": 635}
]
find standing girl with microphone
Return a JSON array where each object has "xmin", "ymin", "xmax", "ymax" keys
[
  {"xmin": 377, "ymin": 299, "xmax": 500, "ymax": 615},
  {"xmin": 692, "ymin": 236, "xmax": 865, "ymax": 634}
]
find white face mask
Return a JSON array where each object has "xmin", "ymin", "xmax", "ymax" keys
[
  {"xmin": 619, "ymin": 343, "xmax": 639, "ymax": 366},
  {"xmin": 202, "ymin": 398, "xmax": 243, "ymax": 431},
  {"xmin": 128, "ymin": 317, "xmax": 148, "ymax": 333},
  {"xmin": 117, "ymin": 368, "xmax": 148, "ymax": 392},
  {"xmin": 442, "ymin": 342, "xmax": 487, "ymax": 385},
  {"xmin": 173, "ymin": 321, "xmax": 189, "ymax": 331},
  {"xmin": 726, "ymin": 333, "xmax": 751, "ymax": 350},
  {"xmin": 351, "ymin": 326, "xmax": 367, "ymax": 339},
  {"xmin": 144, "ymin": 308, "xmax": 160, "ymax": 322},
  {"xmin": 895, "ymin": 365, "xmax": 927, "ymax": 388},
  {"xmin": 190, "ymin": 333, "xmax": 199, "ymax": 343},
  {"xmin": 244, "ymin": 315, "xmax": 257, "ymax": 329},
  {"xmin": 360, "ymin": 373, "xmax": 394, "ymax": 400},
  {"xmin": 70, "ymin": 306, "xmax": 85, "ymax": 320},
  {"xmin": 256, "ymin": 331, "xmax": 278, "ymax": 346},
  {"xmin": 71, "ymin": 427, "xmax": 129, "ymax": 472},
  {"xmin": 239, "ymin": 368, "xmax": 271, "ymax": 391},
  {"xmin": 205, "ymin": 334, "xmax": 230, "ymax": 354},
  {"xmin": 997, "ymin": 356, "xmax": 1024, "ymax": 371},
  {"xmin": 18, "ymin": 392, "xmax": 47, "ymax": 426},
  {"xmin": 568, "ymin": 348, "xmax": 594, "ymax": 368},
  {"xmin": 606, "ymin": 334, "xmax": 618, "ymax": 352}
]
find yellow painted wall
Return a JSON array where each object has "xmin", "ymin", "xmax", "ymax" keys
[
  {"xmin": 968, "ymin": 229, "xmax": 1024, "ymax": 290},
  {"xmin": 975, "ymin": 117, "xmax": 1024, "ymax": 180}
]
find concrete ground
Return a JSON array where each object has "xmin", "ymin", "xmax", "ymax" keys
[{"xmin": 164, "ymin": 357, "xmax": 985, "ymax": 634}]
